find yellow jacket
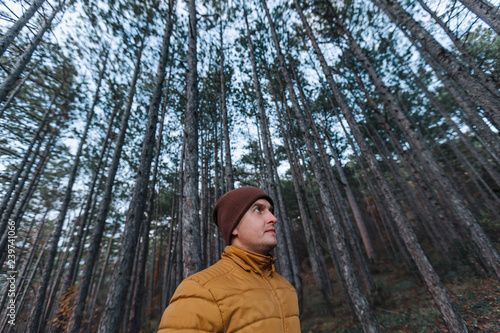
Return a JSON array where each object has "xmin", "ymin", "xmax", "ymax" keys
[{"xmin": 158, "ymin": 245, "xmax": 300, "ymax": 332}]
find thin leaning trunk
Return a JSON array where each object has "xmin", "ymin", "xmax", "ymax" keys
[
  {"xmin": 290, "ymin": 63, "xmax": 374, "ymax": 294},
  {"xmin": 97, "ymin": 2, "xmax": 174, "ymax": 330},
  {"xmin": 28, "ymin": 67, "xmax": 96, "ymax": 332},
  {"xmin": 0, "ymin": 1, "xmax": 65, "ymax": 102},
  {"xmin": 324, "ymin": 132, "xmax": 376, "ymax": 260},
  {"xmin": 0, "ymin": 0, "xmax": 46, "ymax": 56},
  {"xmin": 127, "ymin": 57, "xmax": 171, "ymax": 333},
  {"xmin": 0, "ymin": 59, "xmax": 41, "ymax": 118},
  {"xmin": 67, "ymin": 46, "xmax": 135, "ymax": 333},
  {"xmin": 53, "ymin": 71, "xmax": 115, "ymax": 333},
  {"xmin": 220, "ymin": 21, "xmax": 234, "ymax": 192},
  {"xmin": 270, "ymin": 63, "xmax": 334, "ymax": 313},
  {"xmin": 0, "ymin": 86, "xmax": 60, "ymax": 236}
]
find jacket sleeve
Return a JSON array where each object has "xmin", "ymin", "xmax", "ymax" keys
[{"xmin": 158, "ymin": 279, "xmax": 223, "ymax": 333}]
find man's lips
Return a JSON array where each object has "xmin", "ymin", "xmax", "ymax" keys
[{"xmin": 265, "ymin": 229, "xmax": 276, "ymax": 234}]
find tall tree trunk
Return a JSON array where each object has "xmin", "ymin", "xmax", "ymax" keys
[
  {"xmin": 295, "ymin": 1, "xmax": 470, "ymax": 331},
  {"xmin": 265, "ymin": 110, "xmax": 303, "ymax": 306},
  {"xmin": 182, "ymin": 0, "xmax": 202, "ymax": 278},
  {"xmin": 86, "ymin": 224, "xmax": 118, "ymax": 332},
  {"xmin": 161, "ymin": 165, "xmax": 179, "ymax": 310},
  {"xmin": 97, "ymin": 2, "xmax": 174, "ymax": 330},
  {"xmin": 213, "ymin": 118, "xmax": 222, "ymax": 260},
  {"xmin": 0, "ymin": 1, "xmax": 65, "ymax": 102},
  {"xmin": 459, "ymin": 0, "xmax": 500, "ymax": 34},
  {"xmin": 261, "ymin": 1, "xmax": 380, "ymax": 331},
  {"xmin": 220, "ymin": 21, "xmax": 234, "ymax": 192},
  {"xmin": 67, "ymin": 44, "xmax": 140, "ymax": 333},
  {"xmin": 53, "ymin": 79, "xmax": 115, "ymax": 333},
  {"xmin": 290, "ymin": 62, "xmax": 375, "ymax": 295},
  {"xmin": 200, "ymin": 129, "xmax": 208, "ymax": 268},
  {"xmin": 0, "ymin": 0, "xmax": 47, "ymax": 56},
  {"xmin": 270, "ymin": 64, "xmax": 334, "ymax": 313},
  {"xmin": 243, "ymin": 5, "xmax": 294, "ymax": 286},
  {"xmin": 127, "ymin": 59, "xmax": 170, "ymax": 333},
  {"xmin": 28, "ymin": 61, "xmax": 96, "ymax": 333},
  {"xmin": 324, "ymin": 132, "xmax": 376, "ymax": 260}
]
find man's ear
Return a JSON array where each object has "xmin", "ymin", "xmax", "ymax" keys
[{"xmin": 231, "ymin": 226, "xmax": 239, "ymax": 237}]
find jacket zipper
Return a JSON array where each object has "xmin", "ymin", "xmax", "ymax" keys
[{"xmin": 261, "ymin": 273, "xmax": 286, "ymax": 332}]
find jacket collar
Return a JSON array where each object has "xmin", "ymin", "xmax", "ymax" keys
[{"xmin": 223, "ymin": 245, "xmax": 276, "ymax": 276}]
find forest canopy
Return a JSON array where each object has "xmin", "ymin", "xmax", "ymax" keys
[{"xmin": 0, "ymin": 0, "xmax": 499, "ymax": 332}]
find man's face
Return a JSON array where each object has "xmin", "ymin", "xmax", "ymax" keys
[{"xmin": 231, "ymin": 198, "xmax": 277, "ymax": 255}]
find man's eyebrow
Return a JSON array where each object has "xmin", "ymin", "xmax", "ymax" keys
[{"xmin": 252, "ymin": 202, "xmax": 273, "ymax": 210}]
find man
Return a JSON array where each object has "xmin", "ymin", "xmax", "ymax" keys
[{"xmin": 158, "ymin": 186, "xmax": 300, "ymax": 332}]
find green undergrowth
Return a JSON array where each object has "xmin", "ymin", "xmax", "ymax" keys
[{"xmin": 300, "ymin": 262, "xmax": 500, "ymax": 332}]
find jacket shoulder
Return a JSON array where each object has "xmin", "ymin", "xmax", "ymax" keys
[
  {"xmin": 187, "ymin": 257, "xmax": 237, "ymax": 286},
  {"xmin": 158, "ymin": 275, "xmax": 224, "ymax": 332}
]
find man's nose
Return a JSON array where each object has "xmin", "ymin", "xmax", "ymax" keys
[{"xmin": 267, "ymin": 212, "xmax": 277, "ymax": 224}]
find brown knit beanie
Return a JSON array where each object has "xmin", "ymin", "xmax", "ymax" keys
[{"xmin": 212, "ymin": 186, "xmax": 274, "ymax": 245}]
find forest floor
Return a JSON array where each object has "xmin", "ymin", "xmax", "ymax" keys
[{"xmin": 300, "ymin": 260, "xmax": 500, "ymax": 332}]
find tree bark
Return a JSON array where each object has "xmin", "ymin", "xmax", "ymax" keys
[
  {"xmin": 127, "ymin": 56, "xmax": 170, "ymax": 332},
  {"xmin": 181, "ymin": 0, "xmax": 202, "ymax": 279},
  {"xmin": 270, "ymin": 64, "xmax": 334, "ymax": 313},
  {"xmin": 220, "ymin": 21, "xmax": 234, "ymax": 192},
  {"xmin": 459, "ymin": 0, "xmax": 500, "ymax": 35}
]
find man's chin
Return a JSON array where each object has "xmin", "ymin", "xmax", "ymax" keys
[{"xmin": 266, "ymin": 242, "xmax": 278, "ymax": 253}]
